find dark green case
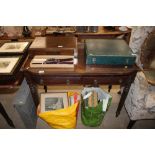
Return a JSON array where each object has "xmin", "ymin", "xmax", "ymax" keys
[{"xmin": 85, "ymin": 39, "xmax": 136, "ymax": 66}]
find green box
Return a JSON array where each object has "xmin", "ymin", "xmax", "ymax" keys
[{"xmin": 85, "ymin": 39, "xmax": 136, "ymax": 66}]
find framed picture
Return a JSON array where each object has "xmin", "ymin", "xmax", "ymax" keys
[
  {"xmin": 40, "ymin": 92, "xmax": 69, "ymax": 112},
  {"xmin": 0, "ymin": 56, "xmax": 21, "ymax": 74},
  {"xmin": 0, "ymin": 42, "xmax": 29, "ymax": 54}
]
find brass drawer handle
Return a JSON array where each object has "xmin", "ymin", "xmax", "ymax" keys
[
  {"xmin": 94, "ymin": 79, "xmax": 98, "ymax": 85},
  {"xmin": 40, "ymin": 79, "xmax": 44, "ymax": 84},
  {"xmin": 66, "ymin": 79, "xmax": 70, "ymax": 85},
  {"xmin": 119, "ymin": 79, "xmax": 122, "ymax": 83}
]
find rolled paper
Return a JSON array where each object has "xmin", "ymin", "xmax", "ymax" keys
[
  {"xmin": 88, "ymin": 93, "xmax": 93, "ymax": 107},
  {"xmin": 93, "ymin": 91, "xmax": 98, "ymax": 107}
]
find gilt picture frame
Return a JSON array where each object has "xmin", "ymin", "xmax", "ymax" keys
[{"xmin": 40, "ymin": 92, "xmax": 69, "ymax": 112}]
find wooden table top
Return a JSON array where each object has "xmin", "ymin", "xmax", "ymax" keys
[
  {"xmin": 24, "ymin": 42, "xmax": 139, "ymax": 76},
  {"xmin": 29, "ymin": 36, "xmax": 77, "ymax": 50}
]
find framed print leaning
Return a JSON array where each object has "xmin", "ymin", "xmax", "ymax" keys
[
  {"xmin": 40, "ymin": 92, "xmax": 69, "ymax": 112},
  {"xmin": 0, "ymin": 42, "xmax": 29, "ymax": 54},
  {"xmin": 0, "ymin": 56, "xmax": 21, "ymax": 74}
]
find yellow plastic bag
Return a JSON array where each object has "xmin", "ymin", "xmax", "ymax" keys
[{"xmin": 38, "ymin": 92, "xmax": 79, "ymax": 129}]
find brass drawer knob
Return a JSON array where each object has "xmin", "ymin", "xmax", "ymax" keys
[
  {"xmin": 94, "ymin": 79, "xmax": 98, "ymax": 85},
  {"xmin": 119, "ymin": 79, "xmax": 122, "ymax": 83},
  {"xmin": 66, "ymin": 79, "xmax": 70, "ymax": 85},
  {"xmin": 40, "ymin": 79, "xmax": 44, "ymax": 84}
]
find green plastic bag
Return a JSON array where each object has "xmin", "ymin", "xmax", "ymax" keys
[{"xmin": 81, "ymin": 87, "xmax": 112, "ymax": 127}]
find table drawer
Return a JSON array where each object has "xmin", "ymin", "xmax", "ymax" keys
[
  {"xmin": 82, "ymin": 76, "xmax": 128, "ymax": 85},
  {"xmin": 32, "ymin": 76, "xmax": 81, "ymax": 85}
]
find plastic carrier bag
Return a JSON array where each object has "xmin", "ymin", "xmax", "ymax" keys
[
  {"xmin": 81, "ymin": 87, "xmax": 112, "ymax": 127},
  {"xmin": 38, "ymin": 92, "xmax": 79, "ymax": 129}
]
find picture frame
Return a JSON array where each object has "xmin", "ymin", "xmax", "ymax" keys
[
  {"xmin": 40, "ymin": 92, "xmax": 69, "ymax": 112},
  {"xmin": 0, "ymin": 56, "xmax": 21, "ymax": 75},
  {"xmin": 0, "ymin": 42, "xmax": 29, "ymax": 54}
]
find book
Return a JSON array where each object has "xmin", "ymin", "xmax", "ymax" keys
[{"xmin": 68, "ymin": 92, "xmax": 80, "ymax": 106}]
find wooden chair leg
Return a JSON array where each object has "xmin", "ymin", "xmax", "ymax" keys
[
  {"xmin": 127, "ymin": 120, "xmax": 136, "ymax": 129},
  {"xmin": 0, "ymin": 102, "xmax": 15, "ymax": 128}
]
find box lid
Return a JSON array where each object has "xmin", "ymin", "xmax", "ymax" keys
[
  {"xmin": 30, "ymin": 36, "xmax": 77, "ymax": 49},
  {"xmin": 85, "ymin": 39, "xmax": 135, "ymax": 57}
]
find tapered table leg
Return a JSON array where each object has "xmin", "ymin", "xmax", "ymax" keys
[
  {"xmin": 44, "ymin": 85, "xmax": 47, "ymax": 93},
  {"xmin": 24, "ymin": 71, "xmax": 39, "ymax": 108},
  {"xmin": 116, "ymin": 72, "xmax": 137, "ymax": 117},
  {"xmin": 116, "ymin": 85, "xmax": 130, "ymax": 117},
  {"xmin": 108, "ymin": 84, "xmax": 112, "ymax": 92}
]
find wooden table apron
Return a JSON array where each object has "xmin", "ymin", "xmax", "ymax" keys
[{"xmin": 24, "ymin": 43, "xmax": 138, "ymax": 117}]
